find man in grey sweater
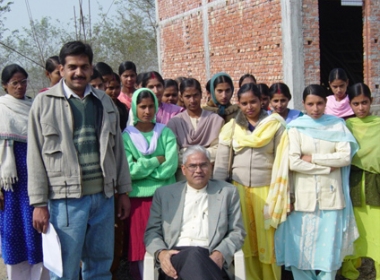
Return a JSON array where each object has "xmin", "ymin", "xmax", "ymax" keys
[{"xmin": 27, "ymin": 41, "xmax": 132, "ymax": 280}]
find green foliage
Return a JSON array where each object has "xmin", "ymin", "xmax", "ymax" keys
[
  {"xmin": 0, "ymin": 0, "xmax": 157, "ymax": 96},
  {"xmin": 89, "ymin": 0, "xmax": 157, "ymax": 73},
  {"xmin": 0, "ymin": 1, "xmax": 13, "ymax": 40}
]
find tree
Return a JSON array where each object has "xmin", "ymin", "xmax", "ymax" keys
[
  {"xmin": 0, "ymin": 0, "xmax": 158, "ymax": 96},
  {"xmin": 0, "ymin": 1, "xmax": 12, "ymax": 68},
  {"xmin": 0, "ymin": 0, "xmax": 12, "ymax": 40},
  {"xmin": 1, "ymin": 17, "xmax": 73, "ymax": 96},
  {"xmin": 89, "ymin": 0, "xmax": 157, "ymax": 72}
]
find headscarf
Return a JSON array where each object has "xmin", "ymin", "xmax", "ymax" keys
[
  {"xmin": 0, "ymin": 94, "xmax": 33, "ymax": 190},
  {"xmin": 131, "ymin": 88, "xmax": 158, "ymax": 125},
  {"xmin": 210, "ymin": 72, "xmax": 234, "ymax": 116},
  {"xmin": 125, "ymin": 88, "xmax": 165, "ymax": 155}
]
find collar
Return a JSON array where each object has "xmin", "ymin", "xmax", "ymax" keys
[
  {"xmin": 186, "ymin": 183, "xmax": 208, "ymax": 193},
  {"xmin": 235, "ymin": 108, "xmax": 268, "ymax": 128},
  {"xmin": 62, "ymin": 80, "xmax": 98, "ymax": 99}
]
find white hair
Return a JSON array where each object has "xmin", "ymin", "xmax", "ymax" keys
[{"xmin": 182, "ymin": 145, "xmax": 211, "ymax": 165}]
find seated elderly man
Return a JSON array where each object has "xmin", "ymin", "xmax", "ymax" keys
[{"xmin": 144, "ymin": 145, "xmax": 245, "ymax": 280}]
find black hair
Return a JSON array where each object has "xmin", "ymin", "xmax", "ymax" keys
[
  {"xmin": 328, "ymin": 68, "xmax": 348, "ymax": 83},
  {"xmin": 212, "ymin": 75, "xmax": 234, "ymax": 94},
  {"xmin": 45, "ymin": 56, "xmax": 60, "ymax": 73},
  {"xmin": 95, "ymin": 62, "xmax": 113, "ymax": 76},
  {"xmin": 1, "ymin": 64, "xmax": 28, "ymax": 85},
  {"xmin": 136, "ymin": 72, "xmax": 145, "ymax": 86},
  {"xmin": 90, "ymin": 69, "xmax": 103, "ymax": 81},
  {"xmin": 59, "ymin": 41, "xmax": 93, "ymax": 66},
  {"xmin": 302, "ymin": 84, "xmax": 327, "ymax": 101},
  {"xmin": 269, "ymin": 83, "xmax": 292, "ymax": 100},
  {"xmin": 136, "ymin": 90, "xmax": 156, "ymax": 105},
  {"xmin": 347, "ymin": 83, "xmax": 372, "ymax": 102},
  {"xmin": 164, "ymin": 79, "xmax": 178, "ymax": 90},
  {"xmin": 112, "ymin": 72, "xmax": 121, "ymax": 84},
  {"xmin": 118, "ymin": 61, "xmax": 137, "ymax": 76},
  {"xmin": 141, "ymin": 71, "xmax": 164, "ymax": 87},
  {"xmin": 257, "ymin": 83, "xmax": 269, "ymax": 97},
  {"xmin": 205, "ymin": 80, "xmax": 211, "ymax": 93},
  {"xmin": 179, "ymin": 78, "xmax": 202, "ymax": 94},
  {"xmin": 175, "ymin": 76, "xmax": 186, "ymax": 88},
  {"xmin": 239, "ymin": 73, "xmax": 257, "ymax": 87},
  {"xmin": 237, "ymin": 83, "xmax": 261, "ymax": 101}
]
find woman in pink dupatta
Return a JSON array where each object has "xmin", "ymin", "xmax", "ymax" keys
[
  {"xmin": 325, "ymin": 68, "xmax": 354, "ymax": 119},
  {"xmin": 167, "ymin": 78, "xmax": 224, "ymax": 181}
]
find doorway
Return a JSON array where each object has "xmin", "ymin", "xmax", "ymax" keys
[{"xmin": 319, "ymin": 0, "xmax": 363, "ymax": 90}]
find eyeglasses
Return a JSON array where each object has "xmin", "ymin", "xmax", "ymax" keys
[
  {"xmin": 185, "ymin": 163, "xmax": 210, "ymax": 172},
  {"xmin": 8, "ymin": 79, "xmax": 28, "ymax": 88}
]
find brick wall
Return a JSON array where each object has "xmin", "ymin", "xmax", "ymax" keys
[
  {"xmin": 363, "ymin": 0, "xmax": 380, "ymax": 102},
  {"xmin": 157, "ymin": 0, "xmax": 284, "ymax": 99},
  {"xmin": 302, "ymin": 0, "xmax": 320, "ymax": 86},
  {"xmin": 157, "ymin": 0, "xmax": 380, "ymax": 105}
]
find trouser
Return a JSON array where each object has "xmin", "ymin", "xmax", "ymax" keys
[
  {"xmin": 6, "ymin": 261, "xmax": 49, "ymax": 280},
  {"xmin": 244, "ymin": 256, "xmax": 281, "ymax": 280},
  {"xmin": 290, "ymin": 266, "xmax": 337, "ymax": 280},
  {"xmin": 49, "ymin": 193, "xmax": 115, "ymax": 280},
  {"xmin": 158, "ymin": 247, "xmax": 230, "ymax": 280}
]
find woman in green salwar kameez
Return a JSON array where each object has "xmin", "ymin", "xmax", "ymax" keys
[{"xmin": 342, "ymin": 83, "xmax": 380, "ymax": 280}]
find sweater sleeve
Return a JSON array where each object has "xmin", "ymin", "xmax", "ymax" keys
[
  {"xmin": 207, "ymin": 137, "xmax": 219, "ymax": 163},
  {"xmin": 27, "ymin": 97, "xmax": 49, "ymax": 205},
  {"xmin": 123, "ymin": 133, "xmax": 161, "ymax": 180},
  {"xmin": 149, "ymin": 128, "xmax": 179, "ymax": 180},
  {"xmin": 213, "ymin": 121, "xmax": 234, "ymax": 181},
  {"xmin": 288, "ymin": 128, "xmax": 331, "ymax": 175}
]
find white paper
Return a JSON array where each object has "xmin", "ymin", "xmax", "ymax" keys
[{"xmin": 42, "ymin": 223, "xmax": 63, "ymax": 277}]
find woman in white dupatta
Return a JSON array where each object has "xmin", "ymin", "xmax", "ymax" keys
[{"xmin": 0, "ymin": 64, "xmax": 49, "ymax": 280}]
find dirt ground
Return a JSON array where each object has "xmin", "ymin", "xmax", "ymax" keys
[
  {"xmin": 0, "ymin": 260, "xmax": 6, "ymax": 280},
  {"xmin": 0, "ymin": 257, "xmax": 376, "ymax": 279}
]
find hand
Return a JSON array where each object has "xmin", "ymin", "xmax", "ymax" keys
[
  {"xmin": 33, "ymin": 206, "xmax": 50, "ymax": 233},
  {"xmin": 0, "ymin": 192, "xmax": 4, "ymax": 211},
  {"xmin": 210, "ymin": 250, "xmax": 224, "ymax": 269},
  {"xmin": 157, "ymin": 156, "xmax": 166, "ymax": 164},
  {"xmin": 330, "ymin": 167, "xmax": 337, "ymax": 172},
  {"xmin": 301, "ymin": 154, "xmax": 312, "ymax": 163},
  {"xmin": 287, "ymin": 203, "xmax": 294, "ymax": 215},
  {"xmin": 158, "ymin": 249, "xmax": 180, "ymax": 279},
  {"xmin": 117, "ymin": 194, "xmax": 131, "ymax": 220}
]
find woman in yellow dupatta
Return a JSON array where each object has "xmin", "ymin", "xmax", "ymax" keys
[
  {"xmin": 342, "ymin": 83, "xmax": 380, "ymax": 280},
  {"xmin": 214, "ymin": 83, "xmax": 285, "ymax": 280}
]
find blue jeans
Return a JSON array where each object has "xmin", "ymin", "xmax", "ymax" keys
[{"xmin": 49, "ymin": 193, "xmax": 115, "ymax": 280}]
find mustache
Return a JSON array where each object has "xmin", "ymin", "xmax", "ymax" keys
[{"xmin": 72, "ymin": 76, "xmax": 86, "ymax": 80}]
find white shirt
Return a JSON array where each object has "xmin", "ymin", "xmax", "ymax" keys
[
  {"xmin": 62, "ymin": 80, "xmax": 97, "ymax": 100},
  {"xmin": 175, "ymin": 184, "xmax": 209, "ymax": 247},
  {"xmin": 189, "ymin": 110, "xmax": 202, "ymax": 130}
]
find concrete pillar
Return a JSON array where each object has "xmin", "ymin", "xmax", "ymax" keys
[{"xmin": 281, "ymin": 0, "xmax": 305, "ymax": 110}]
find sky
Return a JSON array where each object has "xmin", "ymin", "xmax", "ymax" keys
[{"xmin": 2, "ymin": 0, "xmax": 117, "ymax": 36}]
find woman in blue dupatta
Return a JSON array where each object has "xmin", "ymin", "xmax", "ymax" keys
[{"xmin": 274, "ymin": 85, "xmax": 358, "ymax": 280}]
